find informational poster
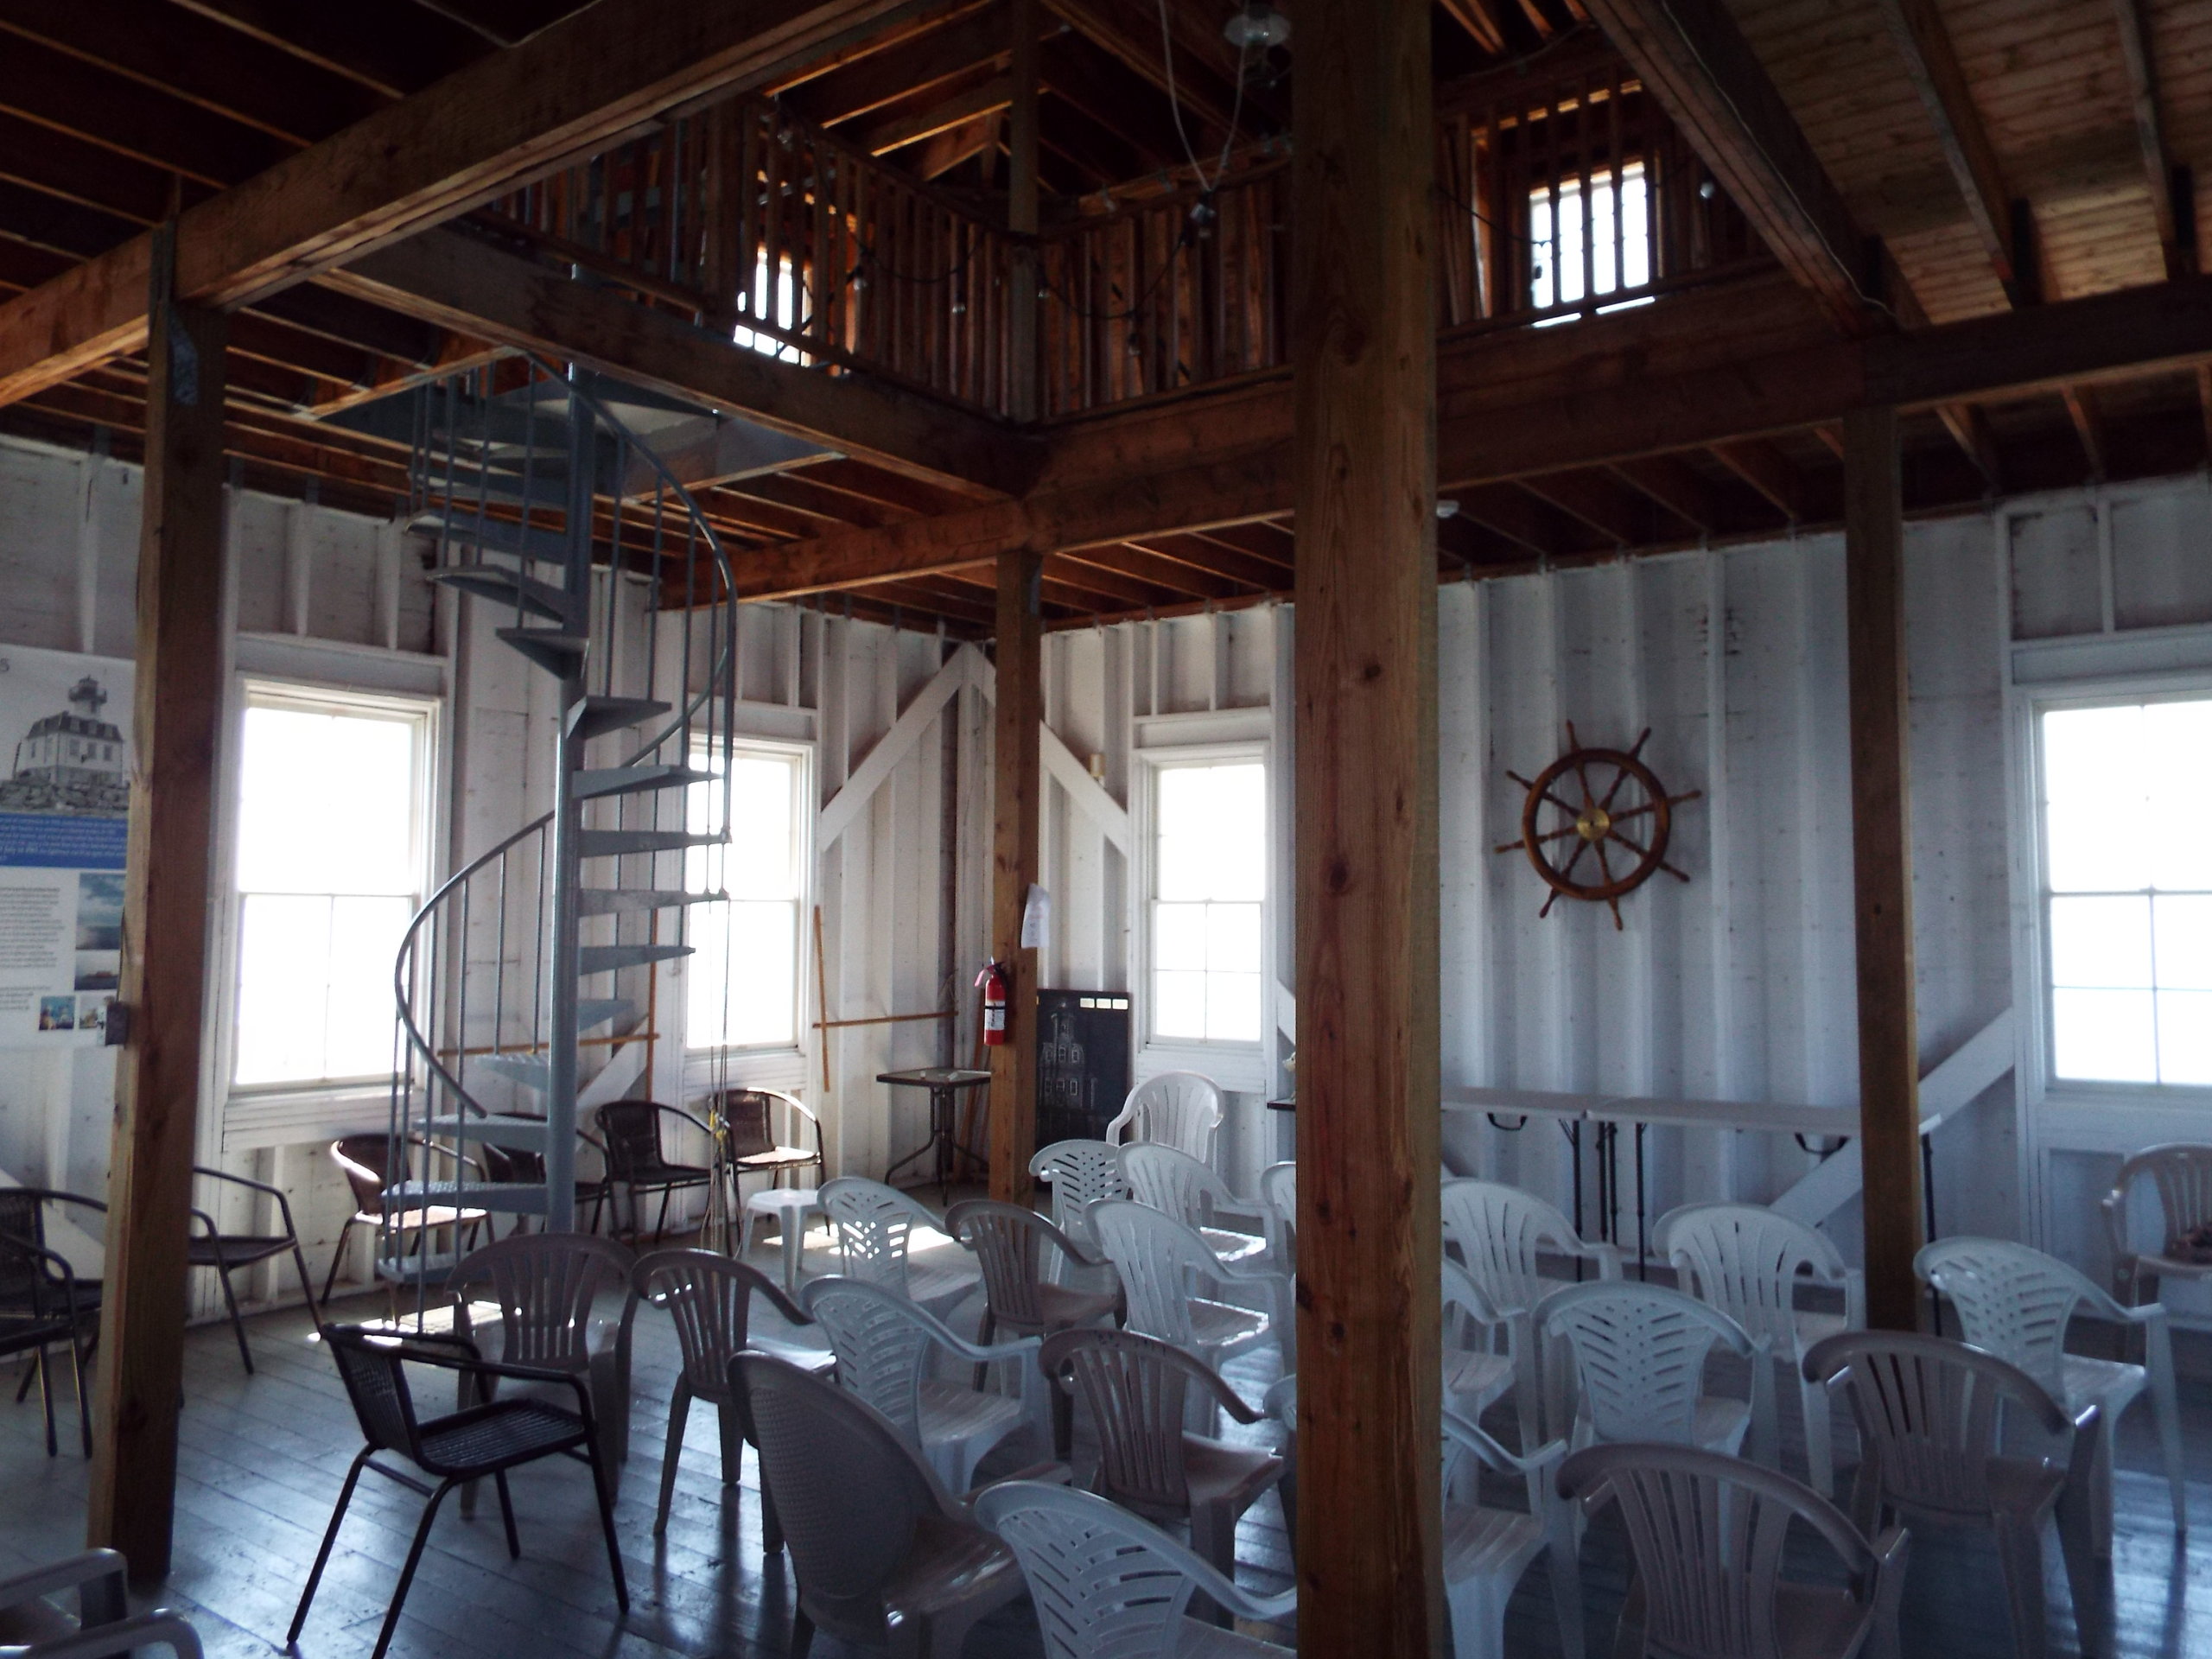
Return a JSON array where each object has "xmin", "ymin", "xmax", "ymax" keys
[{"xmin": 0, "ymin": 645, "xmax": 133, "ymax": 1047}]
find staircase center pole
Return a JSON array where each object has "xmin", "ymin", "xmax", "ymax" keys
[{"xmin": 544, "ymin": 382, "xmax": 596, "ymax": 1233}]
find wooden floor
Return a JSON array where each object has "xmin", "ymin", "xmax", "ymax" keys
[{"xmin": 4, "ymin": 1223, "xmax": 2210, "ymax": 1658}]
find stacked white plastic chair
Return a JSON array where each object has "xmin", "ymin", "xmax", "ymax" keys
[
  {"xmin": 1533, "ymin": 1280, "xmax": 1767, "ymax": 1459},
  {"xmin": 817, "ymin": 1175, "xmax": 977, "ymax": 1319},
  {"xmin": 1556, "ymin": 1442, "xmax": 1907, "ymax": 1659},
  {"xmin": 1440, "ymin": 1410, "xmax": 1585, "ymax": 1659},
  {"xmin": 1440, "ymin": 1178, "xmax": 1620, "ymax": 1448},
  {"xmin": 1120, "ymin": 1143, "xmax": 1269, "ymax": 1268},
  {"xmin": 799, "ymin": 1275, "xmax": 1038, "ymax": 1492},
  {"xmin": 1090, "ymin": 1198, "xmax": 1288, "ymax": 1427},
  {"xmin": 1027, "ymin": 1139, "xmax": 1128, "ymax": 1287},
  {"xmin": 1440, "ymin": 1260, "xmax": 1514, "ymax": 1460},
  {"xmin": 1918, "ymin": 1234, "xmax": 2186, "ymax": 1542},
  {"xmin": 1258, "ymin": 1161, "xmax": 1295, "ymax": 1274},
  {"xmin": 976, "ymin": 1481, "xmax": 1296, "ymax": 1658},
  {"xmin": 1105, "ymin": 1071, "xmax": 1224, "ymax": 1162},
  {"xmin": 1656, "ymin": 1202, "xmax": 1862, "ymax": 1491}
]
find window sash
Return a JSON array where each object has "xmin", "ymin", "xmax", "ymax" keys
[
  {"xmin": 1144, "ymin": 753, "xmax": 1267, "ymax": 1049},
  {"xmin": 686, "ymin": 741, "xmax": 809, "ymax": 1054}
]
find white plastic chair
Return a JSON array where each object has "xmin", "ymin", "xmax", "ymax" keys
[
  {"xmin": 1804, "ymin": 1330, "xmax": 2099, "ymax": 1659},
  {"xmin": 1918, "ymin": 1234, "xmax": 2187, "ymax": 1544},
  {"xmin": 974, "ymin": 1480, "xmax": 1296, "ymax": 1657},
  {"xmin": 1029, "ymin": 1140, "xmax": 1129, "ymax": 1281},
  {"xmin": 800, "ymin": 1275, "xmax": 1037, "ymax": 1493},
  {"xmin": 1119, "ymin": 1143, "xmax": 1269, "ymax": 1268},
  {"xmin": 1656, "ymin": 1202, "xmax": 1864, "ymax": 1492},
  {"xmin": 2103, "ymin": 1142, "xmax": 2212, "ymax": 1306},
  {"xmin": 1440, "ymin": 1260, "xmax": 1515, "ymax": 1455},
  {"xmin": 818, "ymin": 1176, "xmax": 978, "ymax": 1319},
  {"xmin": 1534, "ymin": 1280, "xmax": 1768, "ymax": 1459},
  {"xmin": 1089, "ymin": 1199, "xmax": 1289, "ymax": 1427},
  {"xmin": 450, "ymin": 1231, "xmax": 636, "ymax": 1470},
  {"xmin": 1440, "ymin": 1178, "xmax": 1621, "ymax": 1448},
  {"xmin": 1258, "ymin": 1161, "xmax": 1295, "ymax": 1273},
  {"xmin": 1557, "ymin": 1442, "xmax": 1907, "ymax": 1659},
  {"xmin": 0, "ymin": 1550, "xmax": 126, "ymax": 1650},
  {"xmin": 734, "ymin": 1351, "xmax": 1027, "ymax": 1658},
  {"xmin": 1441, "ymin": 1410, "xmax": 1586, "ymax": 1659},
  {"xmin": 1105, "ymin": 1071, "xmax": 1224, "ymax": 1163}
]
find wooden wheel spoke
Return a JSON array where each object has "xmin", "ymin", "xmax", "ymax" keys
[
  {"xmin": 1539, "ymin": 789, "xmax": 1584, "ymax": 820},
  {"xmin": 1571, "ymin": 756, "xmax": 1600, "ymax": 813},
  {"xmin": 1554, "ymin": 836, "xmax": 1593, "ymax": 888},
  {"xmin": 1592, "ymin": 837, "xmax": 1617, "ymax": 887},
  {"xmin": 1607, "ymin": 802, "xmax": 1658, "ymax": 823}
]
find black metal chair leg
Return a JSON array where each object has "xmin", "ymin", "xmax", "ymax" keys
[
  {"xmin": 321, "ymin": 1216, "xmax": 359, "ymax": 1304},
  {"xmin": 289, "ymin": 1448, "xmax": 372, "ymax": 1643},
  {"xmin": 790, "ymin": 1606, "xmax": 815, "ymax": 1659},
  {"xmin": 370, "ymin": 1478, "xmax": 456, "ymax": 1659},
  {"xmin": 652, "ymin": 1185, "xmax": 672, "ymax": 1248},
  {"xmin": 760, "ymin": 1460, "xmax": 785, "ymax": 1555},
  {"xmin": 493, "ymin": 1471, "xmax": 520, "ymax": 1559},
  {"xmin": 288, "ymin": 1236, "xmax": 324, "ymax": 1335},
  {"xmin": 213, "ymin": 1258, "xmax": 255, "ymax": 1375},
  {"xmin": 584, "ymin": 1434, "xmax": 630, "ymax": 1612},
  {"xmin": 35, "ymin": 1345, "xmax": 56, "ymax": 1457},
  {"xmin": 69, "ymin": 1337, "xmax": 92, "ymax": 1458},
  {"xmin": 14, "ymin": 1350, "xmax": 36, "ymax": 1403}
]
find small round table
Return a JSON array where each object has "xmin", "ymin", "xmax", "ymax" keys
[{"xmin": 740, "ymin": 1186, "xmax": 824, "ymax": 1294}]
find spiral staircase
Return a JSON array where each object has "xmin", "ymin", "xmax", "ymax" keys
[{"xmin": 370, "ymin": 359, "xmax": 743, "ymax": 1297}]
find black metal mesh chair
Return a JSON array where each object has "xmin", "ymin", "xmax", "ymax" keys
[
  {"xmin": 477, "ymin": 1121, "xmax": 615, "ymax": 1236},
  {"xmin": 0, "ymin": 1187, "xmax": 105, "ymax": 1456},
  {"xmin": 187, "ymin": 1165, "xmax": 319, "ymax": 1374},
  {"xmin": 289, "ymin": 1325, "xmax": 629, "ymax": 1659},
  {"xmin": 323, "ymin": 1135, "xmax": 490, "ymax": 1301},
  {"xmin": 709, "ymin": 1088, "xmax": 823, "ymax": 1190},
  {"xmin": 594, "ymin": 1102, "xmax": 714, "ymax": 1245}
]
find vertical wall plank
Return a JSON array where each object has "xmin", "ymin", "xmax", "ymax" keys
[
  {"xmin": 1846, "ymin": 404, "xmax": 1925, "ymax": 1330},
  {"xmin": 988, "ymin": 548, "xmax": 1043, "ymax": 1202},
  {"xmin": 1291, "ymin": 0, "xmax": 1443, "ymax": 1648},
  {"xmin": 87, "ymin": 229, "xmax": 229, "ymax": 1579},
  {"xmin": 1007, "ymin": 0, "xmax": 1040, "ymax": 423}
]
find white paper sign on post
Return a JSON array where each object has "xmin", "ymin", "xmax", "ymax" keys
[{"xmin": 1020, "ymin": 883, "xmax": 1052, "ymax": 951}]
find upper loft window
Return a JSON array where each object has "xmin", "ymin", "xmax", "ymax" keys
[
  {"xmin": 686, "ymin": 742, "xmax": 808, "ymax": 1052},
  {"xmin": 1148, "ymin": 757, "xmax": 1265, "ymax": 1045},
  {"xmin": 2038, "ymin": 696, "xmax": 2212, "ymax": 1087},
  {"xmin": 1529, "ymin": 161, "xmax": 1651, "ymax": 315},
  {"xmin": 232, "ymin": 687, "xmax": 434, "ymax": 1090},
  {"xmin": 734, "ymin": 252, "xmax": 806, "ymax": 364}
]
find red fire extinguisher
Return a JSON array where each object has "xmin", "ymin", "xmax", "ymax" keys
[{"xmin": 977, "ymin": 961, "xmax": 1009, "ymax": 1046}]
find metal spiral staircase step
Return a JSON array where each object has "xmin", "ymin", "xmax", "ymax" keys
[
  {"xmin": 568, "ymin": 696, "xmax": 671, "ymax": 742},
  {"xmin": 575, "ymin": 826, "xmax": 726, "ymax": 858},
  {"xmin": 473, "ymin": 1054, "xmax": 553, "ymax": 1090},
  {"xmin": 428, "ymin": 564, "xmax": 574, "ymax": 624},
  {"xmin": 385, "ymin": 1181, "xmax": 548, "ymax": 1216},
  {"xmin": 423, "ymin": 1113, "xmax": 554, "ymax": 1149},
  {"xmin": 499, "ymin": 627, "xmax": 590, "ymax": 674},
  {"xmin": 412, "ymin": 510, "xmax": 575, "ymax": 566},
  {"xmin": 574, "ymin": 765, "xmax": 715, "ymax": 800},
  {"xmin": 577, "ymin": 887, "xmax": 727, "ymax": 916},
  {"xmin": 578, "ymin": 996, "xmax": 636, "ymax": 1033},
  {"xmin": 577, "ymin": 941, "xmax": 693, "ymax": 975}
]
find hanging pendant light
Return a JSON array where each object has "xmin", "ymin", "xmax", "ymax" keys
[{"xmin": 1224, "ymin": 1, "xmax": 1291, "ymax": 50}]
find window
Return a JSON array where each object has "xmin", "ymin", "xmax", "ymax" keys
[
  {"xmin": 232, "ymin": 687, "xmax": 434, "ymax": 1088},
  {"xmin": 686, "ymin": 743, "xmax": 807, "ymax": 1051},
  {"xmin": 1148, "ymin": 758, "xmax": 1265, "ymax": 1044},
  {"xmin": 2037, "ymin": 695, "xmax": 2212, "ymax": 1086},
  {"xmin": 733, "ymin": 252, "xmax": 806, "ymax": 364},
  {"xmin": 1529, "ymin": 161, "xmax": 1651, "ymax": 314}
]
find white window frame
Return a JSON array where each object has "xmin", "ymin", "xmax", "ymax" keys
[
  {"xmin": 2012, "ymin": 669, "xmax": 2212, "ymax": 1124},
  {"xmin": 678, "ymin": 734, "xmax": 814, "ymax": 1087},
  {"xmin": 1133, "ymin": 733, "xmax": 1271, "ymax": 1093},
  {"xmin": 222, "ymin": 677, "xmax": 442, "ymax": 1102}
]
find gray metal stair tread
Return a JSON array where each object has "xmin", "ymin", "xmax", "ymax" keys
[
  {"xmin": 577, "ymin": 887, "xmax": 726, "ymax": 915},
  {"xmin": 412, "ymin": 512, "xmax": 575, "ymax": 566},
  {"xmin": 573, "ymin": 765, "xmax": 715, "ymax": 800},
  {"xmin": 428, "ymin": 564, "xmax": 572, "ymax": 623},
  {"xmin": 577, "ymin": 997, "xmax": 634, "ymax": 1032},
  {"xmin": 568, "ymin": 696, "xmax": 671, "ymax": 742},
  {"xmin": 577, "ymin": 942, "xmax": 694, "ymax": 975},
  {"xmin": 383, "ymin": 1182, "xmax": 548, "ymax": 1215},
  {"xmin": 575, "ymin": 827, "xmax": 725, "ymax": 857},
  {"xmin": 474, "ymin": 1054, "xmax": 552, "ymax": 1090},
  {"xmin": 499, "ymin": 627, "xmax": 590, "ymax": 671},
  {"xmin": 423, "ymin": 1114, "xmax": 554, "ymax": 1149}
]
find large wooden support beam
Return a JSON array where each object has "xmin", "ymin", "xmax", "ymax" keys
[
  {"xmin": 328, "ymin": 231, "xmax": 1039, "ymax": 497},
  {"xmin": 1843, "ymin": 404, "xmax": 1923, "ymax": 1332},
  {"xmin": 1292, "ymin": 0, "xmax": 1443, "ymax": 1650},
  {"xmin": 1580, "ymin": 0, "xmax": 1886, "ymax": 333},
  {"xmin": 86, "ymin": 229, "xmax": 229, "ymax": 1578},
  {"xmin": 986, "ymin": 547, "xmax": 1043, "ymax": 1205},
  {"xmin": 2112, "ymin": 0, "xmax": 2196, "ymax": 280},
  {"xmin": 1006, "ymin": 0, "xmax": 1042, "ymax": 423},
  {"xmin": 0, "ymin": 0, "xmax": 918, "ymax": 405}
]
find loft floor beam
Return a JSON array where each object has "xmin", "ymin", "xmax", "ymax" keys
[
  {"xmin": 986, "ymin": 546, "xmax": 1043, "ymax": 1205},
  {"xmin": 1292, "ymin": 0, "xmax": 1442, "ymax": 1651},
  {"xmin": 1844, "ymin": 403, "xmax": 1924, "ymax": 1332},
  {"xmin": 86, "ymin": 226, "xmax": 229, "ymax": 1579},
  {"xmin": 0, "ymin": 0, "xmax": 920, "ymax": 405}
]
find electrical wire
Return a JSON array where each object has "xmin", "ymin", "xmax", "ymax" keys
[{"xmin": 1157, "ymin": 0, "xmax": 1251, "ymax": 195}]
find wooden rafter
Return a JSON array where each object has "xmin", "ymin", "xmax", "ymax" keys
[
  {"xmin": 2111, "ymin": 0, "xmax": 2196, "ymax": 279},
  {"xmin": 1709, "ymin": 437, "xmax": 1805, "ymax": 521}
]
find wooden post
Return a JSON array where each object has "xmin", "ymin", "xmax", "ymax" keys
[
  {"xmin": 86, "ymin": 226, "xmax": 229, "ymax": 1580},
  {"xmin": 1006, "ymin": 0, "xmax": 1040, "ymax": 422},
  {"xmin": 1844, "ymin": 403, "xmax": 1924, "ymax": 1332},
  {"xmin": 1292, "ymin": 0, "xmax": 1444, "ymax": 1650},
  {"xmin": 987, "ymin": 546, "xmax": 1043, "ymax": 1204}
]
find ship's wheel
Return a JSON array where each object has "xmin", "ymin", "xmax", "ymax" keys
[{"xmin": 1494, "ymin": 723, "xmax": 1700, "ymax": 928}]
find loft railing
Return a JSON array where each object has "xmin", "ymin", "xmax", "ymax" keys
[{"xmin": 474, "ymin": 60, "xmax": 1774, "ymax": 423}]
